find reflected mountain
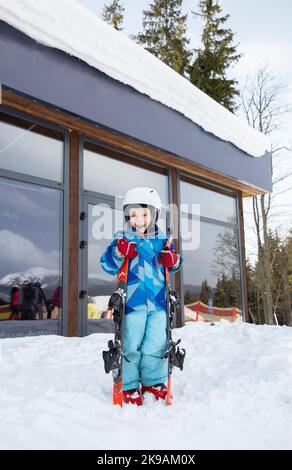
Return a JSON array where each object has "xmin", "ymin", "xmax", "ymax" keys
[
  {"xmin": 88, "ymin": 273, "xmax": 116, "ymax": 297},
  {"xmin": 184, "ymin": 284, "xmax": 203, "ymax": 297},
  {"xmin": 0, "ymin": 267, "xmax": 60, "ymax": 304}
]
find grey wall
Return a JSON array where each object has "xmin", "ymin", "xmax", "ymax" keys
[{"xmin": 0, "ymin": 21, "xmax": 272, "ymax": 192}]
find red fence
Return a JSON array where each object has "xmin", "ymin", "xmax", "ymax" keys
[{"xmin": 185, "ymin": 300, "xmax": 241, "ymax": 323}]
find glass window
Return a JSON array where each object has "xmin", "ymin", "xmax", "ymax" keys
[
  {"xmin": 86, "ymin": 203, "xmax": 118, "ymax": 335},
  {"xmin": 180, "ymin": 179, "xmax": 237, "ymax": 224},
  {"xmin": 84, "ymin": 148, "xmax": 169, "ymax": 209},
  {"xmin": 182, "ymin": 217, "xmax": 241, "ymax": 321},
  {"xmin": 0, "ymin": 114, "xmax": 63, "ymax": 182},
  {"xmin": 180, "ymin": 178, "xmax": 241, "ymax": 323},
  {"xmin": 0, "ymin": 177, "xmax": 63, "ymax": 337},
  {"xmin": 86, "ymin": 198, "xmax": 167, "ymax": 335},
  {"xmin": 83, "ymin": 145, "xmax": 171, "ymax": 335}
]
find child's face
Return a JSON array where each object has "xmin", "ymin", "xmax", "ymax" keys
[{"xmin": 129, "ymin": 206, "xmax": 152, "ymax": 234}]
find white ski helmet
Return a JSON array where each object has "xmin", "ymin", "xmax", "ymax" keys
[{"xmin": 122, "ymin": 187, "xmax": 161, "ymax": 213}]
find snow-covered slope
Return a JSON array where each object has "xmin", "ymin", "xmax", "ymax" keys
[
  {"xmin": 0, "ymin": 0, "xmax": 269, "ymax": 158},
  {"xmin": 1, "ymin": 321, "xmax": 292, "ymax": 450}
]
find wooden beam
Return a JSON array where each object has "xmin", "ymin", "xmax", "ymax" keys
[
  {"xmin": 68, "ymin": 130, "xmax": 79, "ymax": 336},
  {"xmin": 238, "ymin": 191, "xmax": 250, "ymax": 323},
  {"xmin": 1, "ymin": 89, "xmax": 266, "ymax": 198}
]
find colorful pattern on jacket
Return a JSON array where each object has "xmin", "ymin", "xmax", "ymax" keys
[{"xmin": 100, "ymin": 225, "xmax": 183, "ymax": 314}]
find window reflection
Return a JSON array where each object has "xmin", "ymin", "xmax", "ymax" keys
[
  {"xmin": 83, "ymin": 148, "xmax": 170, "ymax": 334},
  {"xmin": 86, "ymin": 203, "xmax": 167, "ymax": 334},
  {"xmin": 0, "ymin": 114, "xmax": 63, "ymax": 182},
  {"xmin": 87, "ymin": 204, "xmax": 117, "ymax": 334},
  {"xmin": 84, "ymin": 148, "xmax": 169, "ymax": 208},
  {"xmin": 0, "ymin": 177, "xmax": 63, "ymax": 337},
  {"xmin": 180, "ymin": 179, "xmax": 237, "ymax": 224},
  {"xmin": 181, "ymin": 201, "xmax": 241, "ymax": 323}
]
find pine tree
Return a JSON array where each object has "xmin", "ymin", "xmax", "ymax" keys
[
  {"xmin": 135, "ymin": 0, "xmax": 191, "ymax": 76},
  {"xmin": 189, "ymin": 0, "xmax": 241, "ymax": 112},
  {"xmin": 200, "ymin": 279, "xmax": 211, "ymax": 304},
  {"xmin": 102, "ymin": 0, "xmax": 124, "ymax": 31},
  {"xmin": 246, "ymin": 260, "xmax": 258, "ymax": 323},
  {"xmin": 227, "ymin": 269, "xmax": 240, "ymax": 308},
  {"xmin": 253, "ymin": 230, "xmax": 292, "ymax": 325},
  {"xmin": 214, "ymin": 274, "xmax": 229, "ymax": 307},
  {"xmin": 184, "ymin": 290, "xmax": 196, "ymax": 305},
  {"xmin": 270, "ymin": 232, "xmax": 292, "ymax": 325}
]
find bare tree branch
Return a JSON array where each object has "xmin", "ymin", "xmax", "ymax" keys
[{"xmin": 240, "ymin": 63, "xmax": 291, "ymax": 324}]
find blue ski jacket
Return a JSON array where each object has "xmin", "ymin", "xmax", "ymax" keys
[{"xmin": 100, "ymin": 225, "xmax": 183, "ymax": 315}]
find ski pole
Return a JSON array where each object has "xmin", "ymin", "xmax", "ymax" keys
[{"xmin": 165, "ymin": 236, "xmax": 173, "ymax": 406}]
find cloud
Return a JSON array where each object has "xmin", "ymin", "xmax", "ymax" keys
[
  {"xmin": 0, "ymin": 184, "xmax": 57, "ymax": 219},
  {"xmin": 0, "ymin": 230, "xmax": 60, "ymax": 273}
]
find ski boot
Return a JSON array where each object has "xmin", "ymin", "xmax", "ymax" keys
[
  {"xmin": 123, "ymin": 388, "xmax": 143, "ymax": 406},
  {"xmin": 141, "ymin": 383, "xmax": 168, "ymax": 401}
]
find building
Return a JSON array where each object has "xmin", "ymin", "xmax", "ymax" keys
[{"xmin": 0, "ymin": 0, "xmax": 272, "ymax": 338}]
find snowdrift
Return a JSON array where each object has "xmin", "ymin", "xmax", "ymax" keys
[{"xmin": 0, "ymin": 321, "xmax": 292, "ymax": 450}]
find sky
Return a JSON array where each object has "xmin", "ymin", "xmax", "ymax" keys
[
  {"xmin": 78, "ymin": 0, "xmax": 292, "ymax": 260},
  {"xmin": 78, "ymin": 0, "xmax": 292, "ymax": 117},
  {"xmin": 79, "ymin": 0, "xmax": 292, "ymax": 81}
]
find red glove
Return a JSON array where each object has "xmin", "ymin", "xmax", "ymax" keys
[
  {"xmin": 116, "ymin": 237, "xmax": 138, "ymax": 259},
  {"xmin": 158, "ymin": 246, "xmax": 179, "ymax": 268}
]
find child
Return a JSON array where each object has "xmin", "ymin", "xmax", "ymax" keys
[{"xmin": 100, "ymin": 187, "xmax": 183, "ymax": 405}]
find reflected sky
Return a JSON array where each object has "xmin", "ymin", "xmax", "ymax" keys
[
  {"xmin": 84, "ymin": 149, "xmax": 169, "ymax": 207},
  {"xmin": 180, "ymin": 180, "xmax": 237, "ymax": 224},
  {"xmin": 0, "ymin": 177, "xmax": 62, "ymax": 281},
  {"xmin": 0, "ymin": 120, "xmax": 63, "ymax": 182}
]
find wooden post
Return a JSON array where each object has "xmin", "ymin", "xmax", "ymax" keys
[
  {"xmin": 68, "ymin": 131, "xmax": 79, "ymax": 336},
  {"xmin": 238, "ymin": 191, "xmax": 249, "ymax": 323}
]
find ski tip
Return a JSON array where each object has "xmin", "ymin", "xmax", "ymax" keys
[
  {"xmin": 166, "ymin": 379, "xmax": 172, "ymax": 406},
  {"xmin": 113, "ymin": 382, "xmax": 123, "ymax": 407},
  {"xmin": 113, "ymin": 397, "xmax": 123, "ymax": 407},
  {"xmin": 165, "ymin": 390, "xmax": 173, "ymax": 406}
]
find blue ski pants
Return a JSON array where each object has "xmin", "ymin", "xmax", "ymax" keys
[{"xmin": 122, "ymin": 309, "xmax": 168, "ymax": 391}]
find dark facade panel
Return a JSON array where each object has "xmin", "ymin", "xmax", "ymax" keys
[{"xmin": 0, "ymin": 21, "xmax": 272, "ymax": 192}]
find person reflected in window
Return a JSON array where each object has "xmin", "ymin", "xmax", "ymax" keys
[
  {"xmin": 51, "ymin": 285, "xmax": 62, "ymax": 320},
  {"xmin": 10, "ymin": 286, "xmax": 21, "ymax": 320}
]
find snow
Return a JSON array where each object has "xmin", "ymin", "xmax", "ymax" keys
[
  {"xmin": 0, "ymin": 0, "xmax": 270, "ymax": 158},
  {"xmin": 1, "ymin": 321, "xmax": 292, "ymax": 450},
  {"xmin": 0, "ymin": 267, "xmax": 59, "ymax": 286}
]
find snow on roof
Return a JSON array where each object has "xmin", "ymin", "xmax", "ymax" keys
[{"xmin": 0, "ymin": 0, "xmax": 270, "ymax": 158}]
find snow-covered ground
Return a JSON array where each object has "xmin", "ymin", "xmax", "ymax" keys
[{"xmin": 1, "ymin": 321, "xmax": 292, "ymax": 450}]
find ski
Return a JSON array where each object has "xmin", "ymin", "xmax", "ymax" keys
[
  {"xmin": 102, "ymin": 235, "xmax": 185, "ymax": 407},
  {"xmin": 102, "ymin": 257, "xmax": 129, "ymax": 407},
  {"xmin": 163, "ymin": 237, "xmax": 186, "ymax": 406}
]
